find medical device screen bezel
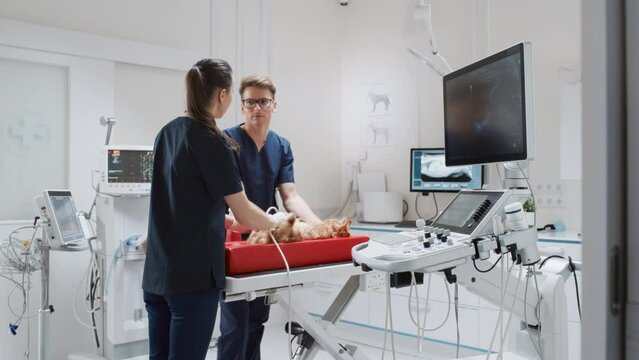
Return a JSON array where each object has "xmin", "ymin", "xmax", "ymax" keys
[{"xmin": 442, "ymin": 42, "xmax": 534, "ymax": 166}]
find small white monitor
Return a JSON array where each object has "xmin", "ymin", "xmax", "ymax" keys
[
  {"xmin": 35, "ymin": 190, "xmax": 89, "ymax": 247},
  {"xmin": 410, "ymin": 148, "xmax": 484, "ymax": 193},
  {"xmin": 100, "ymin": 145, "xmax": 153, "ymax": 195}
]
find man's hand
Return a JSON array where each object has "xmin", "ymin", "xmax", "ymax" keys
[{"xmin": 278, "ymin": 183, "xmax": 322, "ymax": 224}]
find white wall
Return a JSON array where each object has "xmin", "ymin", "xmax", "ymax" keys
[
  {"xmin": 340, "ymin": 0, "xmax": 476, "ymax": 221},
  {"xmin": 0, "ymin": 0, "xmax": 211, "ymax": 54},
  {"xmin": 113, "ymin": 63, "xmax": 187, "ymax": 146},
  {"xmin": 487, "ymin": 0, "xmax": 582, "ymax": 230},
  {"xmin": 268, "ymin": 0, "xmax": 344, "ymax": 215},
  {"xmin": 338, "ymin": 0, "xmax": 582, "ymax": 230},
  {"xmin": 212, "ymin": 0, "xmax": 345, "ymax": 216},
  {"xmin": 0, "ymin": 45, "xmax": 114, "ymax": 360}
]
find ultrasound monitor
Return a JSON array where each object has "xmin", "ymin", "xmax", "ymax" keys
[
  {"xmin": 443, "ymin": 42, "xmax": 534, "ymax": 166},
  {"xmin": 100, "ymin": 145, "xmax": 153, "ymax": 195},
  {"xmin": 410, "ymin": 148, "xmax": 483, "ymax": 193}
]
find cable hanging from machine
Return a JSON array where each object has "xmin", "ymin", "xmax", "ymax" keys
[{"xmin": 472, "ymin": 254, "xmax": 503, "ymax": 273}]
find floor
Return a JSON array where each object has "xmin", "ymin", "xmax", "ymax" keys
[
  {"xmin": 204, "ymin": 324, "xmax": 466, "ymax": 360},
  {"xmin": 124, "ymin": 321, "xmax": 486, "ymax": 360}
]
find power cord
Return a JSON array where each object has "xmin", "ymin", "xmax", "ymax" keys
[
  {"xmin": 381, "ymin": 274, "xmax": 397, "ymax": 360},
  {"xmin": 418, "ymin": 273, "xmax": 433, "ymax": 352},
  {"xmin": 72, "ymin": 246, "xmax": 100, "ymax": 330},
  {"xmin": 523, "ymin": 267, "xmax": 543, "ymax": 359},
  {"xmin": 538, "ymin": 255, "xmax": 566, "ymax": 268},
  {"xmin": 454, "ymin": 283, "xmax": 460, "ymax": 359},
  {"xmin": 472, "ymin": 255, "xmax": 503, "ymax": 273},
  {"xmin": 516, "ymin": 163, "xmax": 537, "ymax": 228},
  {"xmin": 1, "ymin": 223, "xmax": 42, "ymax": 340},
  {"xmin": 87, "ymin": 238, "xmax": 101, "ymax": 348},
  {"xmin": 414, "ymin": 193, "xmax": 439, "ymax": 221},
  {"xmin": 269, "ymin": 232, "xmax": 294, "ymax": 360},
  {"xmin": 329, "ymin": 180, "xmax": 354, "ymax": 218},
  {"xmin": 430, "ymin": 193, "xmax": 439, "ymax": 221},
  {"xmin": 495, "ymin": 264, "xmax": 524, "ymax": 359},
  {"xmin": 569, "ymin": 258, "xmax": 582, "ymax": 322},
  {"xmin": 414, "ymin": 193, "xmax": 424, "ymax": 220},
  {"xmin": 494, "ymin": 164, "xmax": 504, "ymax": 185},
  {"xmin": 539, "ymin": 255, "xmax": 582, "ymax": 321},
  {"xmin": 86, "ymin": 170, "xmax": 102, "ymax": 221},
  {"xmin": 485, "ymin": 260, "xmax": 516, "ymax": 360},
  {"xmin": 408, "ymin": 274, "xmax": 451, "ymax": 332},
  {"xmin": 533, "ymin": 269, "xmax": 543, "ymax": 356}
]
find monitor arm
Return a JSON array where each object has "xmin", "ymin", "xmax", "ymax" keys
[{"xmin": 502, "ymin": 161, "xmax": 531, "ymax": 190}]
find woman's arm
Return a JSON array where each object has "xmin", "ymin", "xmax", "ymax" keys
[
  {"xmin": 225, "ymin": 214, "xmax": 253, "ymax": 233},
  {"xmin": 224, "ymin": 191, "xmax": 275, "ymax": 230}
]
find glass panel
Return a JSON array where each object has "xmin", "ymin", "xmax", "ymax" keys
[{"xmin": 0, "ymin": 58, "xmax": 68, "ymax": 220}]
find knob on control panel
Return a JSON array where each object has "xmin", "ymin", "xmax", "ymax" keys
[{"xmin": 441, "ymin": 229, "xmax": 450, "ymax": 242}]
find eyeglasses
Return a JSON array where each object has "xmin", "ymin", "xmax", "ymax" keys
[{"xmin": 241, "ymin": 98, "xmax": 273, "ymax": 109}]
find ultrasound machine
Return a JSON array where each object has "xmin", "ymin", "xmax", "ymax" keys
[{"xmin": 353, "ymin": 42, "xmax": 577, "ymax": 360}]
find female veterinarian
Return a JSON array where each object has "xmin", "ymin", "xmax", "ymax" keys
[{"xmin": 142, "ymin": 58, "xmax": 279, "ymax": 360}]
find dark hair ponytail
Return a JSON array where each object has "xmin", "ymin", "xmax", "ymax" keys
[{"xmin": 185, "ymin": 58, "xmax": 239, "ymax": 151}]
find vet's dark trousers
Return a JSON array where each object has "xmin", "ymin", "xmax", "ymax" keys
[
  {"xmin": 217, "ymin": 297, "xmax": 270, "ymax": 360},
  {"xmin": 144, "ymin": 289, "xmax": 219, "ymax": 360}
]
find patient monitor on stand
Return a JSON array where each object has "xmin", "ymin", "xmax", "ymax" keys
[
  {"xmin": 35, "ymin": 190, "xmax": 92, "ymax": 250},
  {"xmin": 92, "ymin": 145, "xmax": 153, "ymax": 360},
  {"xmin": 32, "ymin": 190, "xmax": 93, "ymax": 360}
]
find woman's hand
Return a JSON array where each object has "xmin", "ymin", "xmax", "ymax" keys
[
  {"xmin": 269, "ymin": 212, "xmax": 289, "ymax": 226},
  {"xmin": 225, "ymin": 214, "xmax": 253, "ymax": 233},
  {"xmin": 224, "ymin": 191, "xmax": 277, "ymax": 230},
  {"xmin": 229, "ymin": 220, "xmax": 253, "ymax": 234}
]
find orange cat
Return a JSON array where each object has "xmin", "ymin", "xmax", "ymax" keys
[
  {"xmin": 247, "ymin": 214, "xmax": 352, "ymax": 244},
  {"xmin": 247, "ymin": 214, "xmax": 300, "ymax": 244}
]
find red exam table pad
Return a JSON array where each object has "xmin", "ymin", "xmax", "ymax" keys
[{"xmin": 225, "ymin": 232, "xmax": 369, "ymax": 275}]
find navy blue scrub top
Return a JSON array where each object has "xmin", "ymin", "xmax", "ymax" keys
[
  {"xmin": 142, "ymin": 117, "xmax": 243, "ymax": 295},
  {"xmin": 224, "ymin": 124, "xmax": 294, "ymax": 211}
]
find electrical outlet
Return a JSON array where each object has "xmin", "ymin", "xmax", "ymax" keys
[
  {"xmin": 533, "ymin": 182, "xmax": 566, "ymax": 208},
  {"xmin": 362, "ymin": 272, "xmax": 386, "ymax": 291}
]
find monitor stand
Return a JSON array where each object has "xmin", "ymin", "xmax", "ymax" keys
[
  {"xmin": 55, "ymin": 242, "xmax": 89, "ymax": 252},
  {"xmin": 502, "ymin": 160, "xmax": 531, "ymax": 189}
]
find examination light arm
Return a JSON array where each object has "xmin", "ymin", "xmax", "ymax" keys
[
  {"xmin": 99, "ymin": 116, "xmax": 117, "ymax": 146},
  {"xmin": 408, "ymin": 2, "xmax": 453, "ymax": 76},
  {"xmin": 407, "ymin": 47, "xmax": 450, "ymax": 76}
]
